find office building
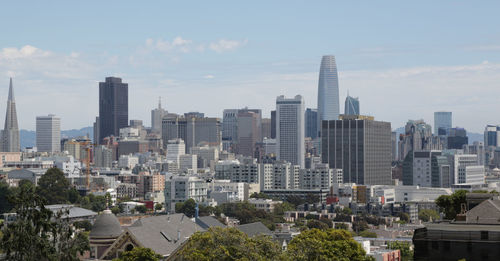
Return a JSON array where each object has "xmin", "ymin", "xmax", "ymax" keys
[
  {"xmin": 36, "ymin": 114, "xmax": 61, "ymax": 153},
  {"xmin": 305, "ymin": 108, "xmax": 318, "ymax": 139},
  {"xmin": 164, "ymin": 175, "xmax": 208, "ymax": 212},
  {"xmin": 162, "ymin": 115, "xmax": 221, "ymax": 153},
  {"xmin": 447, "ymin": 127, "xmax": 468, "ymax": 149},
  {"xmin": 434, "ymin": 111, "xmax": 452, "ymax": 135},
  {"xmin": 344, "ymin": 95, "xmax": 360, "ymax": 115},
  {"xmin": 276, "ymin": 95, "xmax": 305, "ymax": 168},
  {"xmin": 94, "ymin": 145, "xmax": 113, "ymax": 168},
  {"xmin": 391, "ymin": 132, "xmax": 398, "ymax": 161},
  {"xmin": 236, "ymin": 110, "xmax": 259, "ymax": 157},
  {"xmin": 463, "ymin": 141, "xmax": 486, "ymax": 166},
  {"xmin": 151, "ymin": 97, "xmax": 167, "ymax": 134},
  {"xmin": 270, "ymin": 110, "xmax": 276, "ymax": 139},
  {"xmin": 261, "ymin": 118, "xmax": 272, "ymax": 139},
  {"xmin": 398, "ymin": 120, "xmax": 440, "ymax": 160},
  {"xmin": 484, "ymin": 125, "xmax": 500, "ymax": 147},
  {"xmin": 222, "ymin": 109, "xmax": 239, "ymax": 150},
  {"xmin": 99, "ymin": 77, "xmax": 128, "ymax": 143},
  {"xmin": 317, "ymin": 55, "xmax": 340, "ymax": 136},
  {"xmin": 402, "ymin": 150, "xmax": 450, "ymax": 188},
  {"xmin": 321, "ymin": 115, "xmax": 392, "ymax": 185},
  {"xmin": 453, "ymin": 154, "xmax": 485, "ymax": 185},
  {"xmin": 2, "ymin": 78, "xmax": 19, "ymax": 152}
]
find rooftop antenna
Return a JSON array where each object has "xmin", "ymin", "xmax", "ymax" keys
[{"xmin": 158, "ymin": 96, "xmax": 162, "ymax": 109}]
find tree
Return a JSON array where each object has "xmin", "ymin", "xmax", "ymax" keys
[
  {"xmin": 135, "ymin": 205, "xmax": 148, "ymax": 214},
  {"xmin": 353, "ymin": 220, "xmax": 369, "ymax": 233},
  {"xmin": 154, "ymin": 203, "xmax": 163, "ymax": 212},
  {"xmin": 36, "ymin": 167, "xmax": 70, "ymax": 204},
  {"xmin": 307, "ymin": 220, "xmax": 329, "ymax": 230},
  {"xmin": 398, "ymin": 212, "xmax": 410, "ymax": 223},
  {"xmin": 74, "ymin": 220, "xmax": 92, "ymax": 231},
  {"xmin": 250, "ymin": 192, "xmax": 271, "ymax": 199},
  {"xmin": 174, "ymin": 227, "xmax": 283, "ymax": 261},
  {"xmin": 387, "ymin": 241, "xmax": 413, "ymax": 261},
  {"xmin": 113, "ymin": 247, "xmax": 162, "ymax": 261},
  {"xmin": 418, "ymin": 209, "xmax": 440, "ymax": 222},
  {"xmin": 305, "ymin": 193, "xmax": 319, "ymax": 204},
  {"xmin": 319, "ymin": 217, "xmax": 333, "ymax": 228},
  {"xmin": 273, "ymin": 202, "xmax": 295, "ymax": 216},
  {"xmin": 0, "ymin": 184, "xmax": 89, "ymax": 260},
  {"xmin": 176, "ymin": 198, "xmax": 197, "ymax": 217},
  {"xmin": 68, "ymin": 187, "xmax": 81, "ymax": 204},
  {"xmin": 286, "ymin": 229, "xmax": 374, "ymax": 261},
  {"xmin": 0, "ymin": 181, "xmax": 15, "ymax": 214},
  {"xmin": 79, "ymin": 194, "xmax": 107, "ymax": 212},
  {"xmin": 111, "ymin": 206, "xmax": 122, "ymax": 215},
  {"xmin": 358, "ymin": 231, "xmax": 377, "ymax": 238},
  {"xmin": 334, "ymin": 223, "xmax": 349, "ymax": 230},
  {"xmin": 286, "ymin": 195, "xmax": 305, "ymax": 207},
  {"xmin": 436, "ymin": 190, "xmax": 467, "ymax": 220}
]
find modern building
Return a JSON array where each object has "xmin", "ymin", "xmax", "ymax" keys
[
  {"xmin": 344, "ymin": 95, "xmax": 360, "ymax": 115},
  {"xmin": 276, "ymin": 95, "xmax": 305, "ymax": 168},
  {"xmin": 321, "ymin": 115, "xmax": 392, "ymax": 185},
  {"xmin": 164, "ymin": 175, "xmax": 208, "ymax": 212},
  {"xmin": 222, "ymin": 109, "xmax": 239, "ymax": 150},
  {"xmin": 402, "ymin": 150, "xmax": 451, "ymax": 187},
  {"xmin": 261, "ymin": 118, "xmax": 272, "ymax": 139},
  {"xmin": 162, "ymin": 115, "xmax": 221, "ymax": 153},
  {"xmin": 484, "ymin": 125, "xmax": 500, "ymax": 147},
  {"xmin": 447, "ymin": 127, "xmax": 468, "ymax": 149},
  {"xmin": 151, "ymin": 97, "xmax": 167, "ymax": 134},
  {"xmin": 99, "ymin": 77, "xmax": 128, "ymax": 143},
  {"xmin": 2, "ymin": 78, "xmax": 19, "ymax": 152},
  {"xmin": 94, "ymin": 145, "xmax": 113, "ymax": 168},
  {"xmin": 270, "ymin": 110, "xmax": 276, "ymax": 139},
  {"xmin": 398, "ymin": 120, "xmax": 442, "ymax": 160},
  {"xmin": 36, "ymin": 114, "xmax": 61, "ymax": 153},
  {"xmin": 236, "ymin": 110, "xmax": 259, "ymax": 157},
  {"xmin": 214, "ymin": 159, "xmax": 261, "ymax": 185},
  {"xmin": 463, "ymin": 141, "xmax": 486, "ymax": 166},
  {"xmin": 453, "ymin": 154, "xmax": 485, "ymax": 185},
  {"xmin": 305, "ymin": 108, "xmax": 318, "ymax": 139},
  {"xmin": 317, "ymin": 55, "xmax": 340, "ymax": 136},
  {"xmin": 434, "ymin": 111, "xmax": 452, "ymax": 135}
]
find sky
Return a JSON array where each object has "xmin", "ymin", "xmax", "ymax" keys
[{"xmin": 1, "ymin": 1, "xmax": 500, "ymax": 132}]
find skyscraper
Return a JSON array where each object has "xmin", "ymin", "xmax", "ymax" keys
[
  {"xmin": 99, "ymin": 77, "xmax": 128, "ymax": 143},
  {"xmin": 276, "ymin": 95, "xmax": 305, "ymax": 168},
  {"xmin": 344, "ymin": 95, "xmax": 360, "ymax": 115},
  {"xmin": 321, "ymin": 115, "xmax": 392, "ymax": 185},
  {"xmin": 484, "ymin": 125, "xmax": 500, "ymax": 147},
  {"xmin": 317, "ymin": 55, "xmax": 340, "ymax": 136},
  {"xmin": 305, "ymin": 108, "xmax": 318, "ymax": 139},
  {"xmin": 434, "ymin": 111, "xmax": 452, "ymax": 135},
  {"xmin": 2, "ymin": 78, "xmax": 19, "ymax": 152},
  {"xmin": 270, "ymin": 110, "xmax": 276, "ymax": 139},
  {"xmin": 236, "ymin": 110, "xmax": 259, "ymax": 157},
  {"xmin": 36, "ymin": 114, "xmax": 61, "ymax": 153},
  {"xmin": 151, "ymin": 97, "xmax": 167, "ymax": 134}
]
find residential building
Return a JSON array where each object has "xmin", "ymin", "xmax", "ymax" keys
[
  {"xmin": 248, "ymin": 198, "xmax": 283, "ymax": 213},
  {"xmin": 276, "ymin": 95, "xmax": 305, "ymax": 168},
  {"xmin": 164, "ymin": 175, "xmax": 208, "ymax": 212}
]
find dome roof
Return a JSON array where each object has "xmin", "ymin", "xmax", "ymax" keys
[{"xmin": 89, "ymin": 209, "xmax": 123, "ymax": 238}]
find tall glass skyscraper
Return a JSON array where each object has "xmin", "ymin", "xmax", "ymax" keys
[
  {"xmin": 434, "ymin": 111, "xmax": 452, "ymax": 135},
  {"xmin": 99, "ymin": 77, "xmax": 128, "ymax": 143},
  {"xmin": 317, "ymin": 55, "xmax": 340, "ymax": 137},
  {"xmin": 344, "ymin": 95, "xmax": 360, "ymax": 115}
]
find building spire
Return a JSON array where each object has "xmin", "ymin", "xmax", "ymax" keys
[
  {"xmin": 158, "ymin": 96, "xmax": 162, "ymax": 109},
  {"xmin": 8, "ymin": 78, "xmax": 14, "ymax": 101},
  {"xmin": 2, "ymin": 78, "xmax": 19, "ymax": 152}
]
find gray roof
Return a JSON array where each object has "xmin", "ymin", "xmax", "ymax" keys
[
  {"xmin": 195, "ymin": 216, "xmax": 226, "ymax": 230},
  {"xmin": 89, "ymin": 209, "xmax": 123, "ymax": 238},
  {"xmin": 46, "ymin": 204, "xmax": 97, "ymax": 219},
  {"xmin": 238, "ymin": 222, "xmax": 273, "ymax": 238},
  {"xmin": 126, "ymin": 214, "xmax": 206, "ymax": 257},
  {"xmin": 466, "ymin": 199, "xmax": 500, "ymax": 224}
]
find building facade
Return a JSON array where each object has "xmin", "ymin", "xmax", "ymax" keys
[
  {"xmin": 344, "ymin": 95, "xmax": 360, "ymax": 115},
  {"xmin": 99, "ymin": 77, "xmax": 128, "ymax": 143},
  {"xmin": 317, "ymin": 55, "xmax": 340, "ymax": 136},
  {"xmin": 36, "ymin": 114, "xmax": 61, "ymax": 153},
  {"xmin": 2, "ymin": 78, "xmax": 19, "ymax": 152},
  {"xmin": 305, "ymin": 108, "xmax": 318, "ymax": 139},
  {"xmin": 434, "ymin": 111, "xmax": 452, "ymax": 135},
  {"xmin": 276, "ymin": 95, "xmax": 305, "ymax": 168}
]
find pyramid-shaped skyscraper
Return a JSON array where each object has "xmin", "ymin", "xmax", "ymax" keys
[{"xmin": 2, "ymin": 78, "xmax": 19, "ymax": 152}]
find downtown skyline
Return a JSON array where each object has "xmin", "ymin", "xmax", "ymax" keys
[{"xmin": 1, "ymin": 1, "xmax": 500, "ymax": 132}]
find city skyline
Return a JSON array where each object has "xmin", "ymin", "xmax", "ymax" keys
[{"xmin": 2, "ymin": 2, "xmax": 500, "ymax": 132}]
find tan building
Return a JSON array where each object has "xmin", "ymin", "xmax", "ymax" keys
[{"xmin": 0, "ymin": 152, "xmax": 21, "ymax": 167}]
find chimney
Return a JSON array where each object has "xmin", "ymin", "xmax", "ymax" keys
[{"xmin": 177, "ymin": 230, "xmax": 181, "ymax": 241}]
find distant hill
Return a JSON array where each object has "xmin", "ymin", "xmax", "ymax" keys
[
  {"xmin": 20, "ymin": 126, "xmax": 93, "ymax": 149},
  {"xmin": 393, "ymin": 126, "xmax": 482, "ymax": 145}
]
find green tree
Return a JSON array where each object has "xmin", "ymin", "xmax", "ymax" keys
[
  {"xmin": 353, "ymin": 220, "xmax": 369, "ymax": 233},
  {"xmin": 68, "ymin": 187, "xmax": 81, "ymax": 204},
  {"xmin": 113, "ymin": 247, "xmax": 162, "ymax": 261},
  {"xmin": 154, "ymin": 203, "xmax": 163, "ymax": 212},
  {"xmin": 79, "ymin": 194, "xmax": 107, "ymax": 212},
  {"xmin": 273, "ymin": 202, "xmax": 295, "ymax": 216},
  {"xmin": 135, "ymin": 205, "xmax": 148, "ymax": 214},
  {"xmin": 418, "ymin": 209, "xmax": 440, "ymax": 222},
  {"xmin": 358, "ymin": 231, "xmax": 377, "ymax": 238},
  {"xmin": 387, "ymin": 241, "xmax": 413, "ymax": 261},
  {"xmin": 307, "ymin": 220, "xmax": 329, "ymax": 230},
  {"xmin": 111, "ymin": 206, "xmax": 122, "ymax": 215},
  {"xmin": 0, "ymin": 180, "xmax": 15, "ymax": 214},
  {"xmin": 36, "ymin": 167, "xmax": 70, "ymax": 204},
  {"xmin": 0, "ymin": 184, "xmax": 89, "ymax": 260},
  {"xmin": 334, "ymin": 223, "xmax": 349, "ymax": 230},
  {"xmin": 305, "ymin": 193, "xmax": 319, "ymax": 204},
  {"xmin": 436, "ymin": 190, "xmax": 467, "ymax": 220},
  {"xmin": 74, "ymin": 220, "xmax": 92, "ymax": 231},
  {"xmin": 286, "ymin": 229, "xmax": 374, "ymax": 261},
  {"xmin": 250, "ymin": 192, "xmax": 271, "ymax": 199},
  {"xmin": 176, "ymin": 198, "xmax": 197, "ymax": 217},
  {"xmin": 398, "ymin": 212, "xmax": 410, "ymax": 223},
  {"xmin": 286, "ymin": 195, "xmax": 305, "ymax": 207},
  {"xmin": 174, "ymin": 227, "xmax": 283, "ymax": 261}
]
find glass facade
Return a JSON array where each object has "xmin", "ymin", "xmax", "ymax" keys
[{"xmin": 317, "ymin": 55, "xmax": 340, "ymax": 136}]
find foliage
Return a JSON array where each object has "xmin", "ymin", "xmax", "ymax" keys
[
  {"xmin": 36, "ymin": 167, "xmax": 70, "ymax": 205},
  {"xmin": 220, "ymin": 201, "xmax": 284, "ymax": 230},
  {"xmin": 113, "ymin": 247, "xmax": 162, "ymax": 261},
  {"xmin": 0, "ymin": 184, "xmax": 89, "ymax": 260},
  {"xmin": 435, "ymin": 190, "xmax": 467, "ymax": 220},
  {"xmin": 68, "ymin": 187, "xmax": 81, "ymax": 204},
  {"xmin": 286, "ymin": 229, "xmax": 374, "ymax": 261},
  {"xmin": 111, "ymin": 206, "xmax": 122, "ymax": 215},
  {"xmin": 174, "ymin": 227, "xmax": 283, "ymax": 261},
  {"xmin": 305, "ymin": 193, "xmax": 320, "ymax": 204},
  {"xmin": 353, "ymin": 220, "xmax": 369, "ymax": 232},
  {"xmin": 319, "ymin": 217, "xmax": 333, "ymax": 228},
  {"xmin": 418, "ymin": 209, "xmax": 440, "ymax": 222},
  {"xmin": 79, "ymin": 193, "xmax": 107, "ymax": 212},
  {"xmin": 307, "ymin": 220, "xmax": 330, "ymax": 230},
  {"xmin": 74, "ymin": 220, "xmax": 92, "ymax": 231},
  {"xmin": 154, "ymin": 203, "xmax": 163, "ymax": 212},
  {"xmin": 387, "ymin": 241, "xmax": 413, "ymax": 261},
  {"xmin": 273, "ymin": 202, "xmax": 295, "ymax": 216},
  {"xmin": 358, "ymin": 231, "xmax": 377, "ymax": 238},
  {"xmin": 135, "ymin": 205, "xmax": 148, "ymax": 214},
  {"xmin": 398, "ymin": 212, "xmax": 410, "ymax": 223},
  {"xmin": 0, "ymin": 181, "xmax": 15, "ymax": 214},
  {"xmin": 250, "ymin": 192, "xmax": 271, "ymax": 199},
  {"xmin": 286, "ymin": 195, "xmax": 305, "ymax": 207},
  {"xmin": 334, "ymin": 222, "xmax": 349, "ymax": 230},
  {"xmin": 175, "ymin": 199, "xmax": 219, "ymax": 217}
]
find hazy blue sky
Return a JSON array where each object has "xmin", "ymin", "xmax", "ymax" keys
[{"xmin": 1, "ymin": 1, "xmax": 500, "ymax": 132}]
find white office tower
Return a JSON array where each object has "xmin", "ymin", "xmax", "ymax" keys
[
  {"xmin": 454, "ymin": 154, "xmax": 485, "ymax": 185},
  {"xmin": 36, "ymin": 114, "xmax": 61, "ymax": 153},
  {"xmin": 151, "ymin": 97, "xmax": 167, "ymax": 134},
  {"xmin": 166, "ymin": 139, "xmax": 185, "ymax": 164},
  {"xmin": 276, "ymin": 95, "xmax": 305, "ymax": 168}
]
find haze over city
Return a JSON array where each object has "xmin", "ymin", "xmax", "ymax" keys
[{"xmin": 1, "ymin": 1, "xmax": 500, "ymax": 131}]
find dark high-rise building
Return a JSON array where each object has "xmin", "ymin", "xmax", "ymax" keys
[
  {"xmin": 270, "ymin": 110, "xmax": 276, "ymax": 139},
  {"xmin": 99, "ymin": 77, "xmax": 128, "ymax": 143},
  {"xmin": 162, "ymin": 115, "xmax": 221, "ymax": 153},
  {"xmin": 321, "ymin": 115, "xmax": 392, "ymax": 185},
  {"xmin": 447, "ymin": 127, "xmax": 468, "ymax": 149},
  {"xmin": 344, "ymin": 95, "xmax": 360, "ymax": 115},
  {"xmin": 305, "ymin": 108, "xmax": 318, "ymax": 139}
]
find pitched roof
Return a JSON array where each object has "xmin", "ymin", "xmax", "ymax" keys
[
  {"xmin": 126, "ymin": 214, "xmax": 206, "ymax": 257},
  {"xmin": 466, "ymin": 199, "xmax": 500, "ymax": 224},
  {"xmin": 195, "ymin": 216, "xmax": 226, "ymax": 230},
  {"xmin": 238, "ymin": 222, "xmax": 273, "ymax": 238},
  {"xmin": 46, "ymin": 204, "xmax": 97, "ymax": 219}
]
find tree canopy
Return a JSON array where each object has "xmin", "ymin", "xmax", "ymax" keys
[
  {"xmin": 113, "ymin": 247, "xmax": 162, "ymax": 261},
  {"xmin": 435, "ymin": 190, "xmax": 467, "ymax": 220},
  {"xmin": 387, "ymin": 241, "xmax": 413, "ymax": 261},
  {"xmin": 36, "ymin": 167, "xmax": 70, "ymax": 205},
  {"xmin": 285, "ymin": 229, "xmax": 374, "ymax": 261},
  {"xmin": 418, "ymin": 209, "xmax": 440, "ymax": 222},
  {"xmin": 173, "ymin": 227, "xmax": 283, "ymax": 261}
]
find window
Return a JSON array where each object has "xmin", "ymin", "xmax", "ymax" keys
[{"xmin": 481, "ymin": 231, "xmax": 489, "ymax": 240}]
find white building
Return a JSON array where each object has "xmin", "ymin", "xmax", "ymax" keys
[
  {"xmin": 454, "ymin": 154, "xmax": 485, "ymax": 185},
  {"xmin": 248, "ymin": 198, "xmax": 283, "ymax": 213},
  {"xmin": 262, "ymin": 138, "xmax": 277, "ymax": 155},
  {"xmin": 151, "ymin": 98, "xmax": 167, "ymax": 134},
  {"xmin": 94, "ymin": 145, "xmax": 113, "ymax": 168},
  {"xmin": 191, "ymin": 145, "xmax": 219, "ymax": 169},
  {"xmin": 299, "ymin": 164, "xmax": 338, "ymax": 190},
  {"xmin": 119, "ymin": 127, "xmax": 140, "ymax": 139},
  {"xmin": 208, "ymin": 180, "xmax": 247, "ymax": 203},
  {"xmin": 164, "ymin": 175, "xmax": 208, "ymax": 212},
  {"xmin": 166, "ymin": 139, "xmax": 185, "ymax": 164},
  {"xmin": 276, "ymin": 95, "xmax": 305, "ymax": 168},
  {"xmin": 215, "ymin": 159, "xmax": 261, "ymax": 184},
  {"xmin": 36, "ymin": 115, "xmax": 61, "ymax": 153},
  {"xmin": 267, "ymin": 162, "xmax": 300, "ymax": 190},
  {"xmin": 118, "ymin": 155, "xmax": 139, "ymax": 169}
]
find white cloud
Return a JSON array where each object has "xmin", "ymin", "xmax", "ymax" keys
[
  {"xmin": 0, "ymin": 45, "xmax": 50, "ymax": 59},
  {"xmin": 209, "ymin": 39, "xmax": 247, "ymax": 53},
  {"xmin": 204, "ymin": 74, "xmax": 215, "ymax": 79}
]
